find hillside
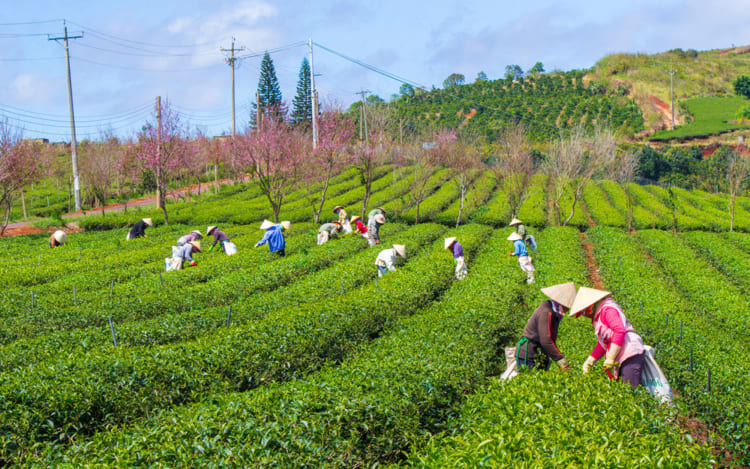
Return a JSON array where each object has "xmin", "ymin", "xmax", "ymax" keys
[{"xmin": 588, "ymin": 46, "xmax": 750, "ymax": 137}]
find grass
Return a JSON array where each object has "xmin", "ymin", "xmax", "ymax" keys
[{"xmin": 650, "ymin": 96, "xmax": 750, "ymax": 141}]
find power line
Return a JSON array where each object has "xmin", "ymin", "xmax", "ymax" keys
[{"xmin": 66, "ymin": 20, "xmax": 226, "ymax": 49}]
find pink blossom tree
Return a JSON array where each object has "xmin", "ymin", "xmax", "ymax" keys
[
  {"xmin": 136, "ymin": 99, "xmax": 191, "ymax": 225},
  {"xmin": 79, "ymin": 133, "xmax": 121, "ymax": 215},
  {"xmin": 116, "ymin": 139, "xmax": 142, "ymax": 214},
  {"xmin": 432, "ymin": 129, "xmax": 481, "ymax": 226},
  {"xmin": 0, "ymin": 120, "xmax": 50, "ymax": 234},
  {"xmin": 235, "ymin": 112, "xmax": 308, "ymax": 221},
  {"xmin": 303, "ymin": 111, "xmax": 355, "ymax": 223}
]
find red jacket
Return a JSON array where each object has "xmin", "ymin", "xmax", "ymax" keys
[{"xmin": 354, "ymin": 219, "xmax": 367, "ymax": 234}]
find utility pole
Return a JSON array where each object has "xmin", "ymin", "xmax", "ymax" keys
[
  {"xmin": 357, "ymin": 90, "xmax": 369, "ymax": 144},
  {"xmin": 309, "ymin": 38, "xmax": 318, "ymax": 149},
  {"xmin": 667, "ymin": 64, "xmax": 676, "ymax": 130},
  {"xmin": 256, "ymin": 91, "xmax": 262, "ymax": 131},
  {"xmin": 156, "ymin": 96, "xmax": 162, "ymax": 209},
  {"xmin": 221, "ymin": 37, "xmax": 244, "ymax": 137},
  {"xmin": 48, "ymin": 20, "xmax": 83, "ymax": 211}
]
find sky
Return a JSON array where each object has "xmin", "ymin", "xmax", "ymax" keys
[{"xmin": 1, "ymin": 0, "xmax": 749, "ymax": 141}]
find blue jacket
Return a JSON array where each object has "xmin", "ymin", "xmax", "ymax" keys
[
  {"xmin": 257, "ymin": 225, "xmax": 286, "ymax": 252},
  {"xmin": 512, "ymin": 239, "xmax": 528, "ymax": 257}
]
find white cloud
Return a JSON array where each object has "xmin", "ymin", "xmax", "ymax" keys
[{"xmin": 9, "ymin": 74, "xmax": 56, "ymax": 103}]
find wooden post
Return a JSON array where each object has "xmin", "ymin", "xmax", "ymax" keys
[{"xmin": 108, "ymin": 317, "xmax": 117, "ymax": 347}]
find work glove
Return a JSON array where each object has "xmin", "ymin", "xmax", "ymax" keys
[
  {"xmin": 208, "ymin": 245, "xmax": 214, "ymax": 252},
  {"xmin": 254, "ymin": 243, "xmax": 260, "ymax": 248},
  {"xmin": 190, "ymin": 261, "xmax": 197, "ymax": 267},
  {"xmin": 555, "ymin": 357, "xmax": 571, "ymax": 371},
  {"xmin": 453, "ymin": 258, "xmax": 458, "ymax": 264},
  {"xmin": 508, "ymin": 252, "xmax": 514, "ymax": 257},
  {"xmin": 582, "ymin": 356, "xmax": 597, "ymax": 374},
  {"xmin": 603, "ymin": 344, "xmax": 622, "ymax": 371}
]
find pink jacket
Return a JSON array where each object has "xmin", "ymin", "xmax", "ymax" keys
[{"xmin": 589, "ymin": 298, "xmax": 644, "ymax": 365}]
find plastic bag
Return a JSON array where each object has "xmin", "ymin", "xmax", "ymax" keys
[
  {"xmin": 224, "ymin": 241, "xmax": 238, "ymax": 256},
  {"xmin": 641, "ymin": 345, "xmax": 673, "ymax": 404},
  {"xmin": 165, "ymin": 257, "xmax": 183, "ymax": 271},
  {"xmin": 500, "ymin": 346, "xmax": 519, "ymax": 382}
]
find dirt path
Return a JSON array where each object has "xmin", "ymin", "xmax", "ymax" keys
[
  {"xmin": 2, "ymin": 177, "xmax": 243, "ymax": 238},
  {"xmin": 579, "ymin": 232, "xmax": 604, "ymax": 289}
]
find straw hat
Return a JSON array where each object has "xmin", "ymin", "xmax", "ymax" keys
[
  {"xmin": 53, "ymin": 230, "xmax": 67, "ymax": 244},
  {"xmin": 540, "ymin": 282, "xmax": 577, "ymax": 309},
  {"xmin": 260, "ymin": 219, "xmax": 274, "ymax": 230},
  {"xmin": 444, "ymin": 237, "xmax": 457, "ymax": 250},
  {"xmin": 374, "ymin": 214, "xmax": 385, "ymax": 224},
  {"xmin": 393, "ymin": 244, "xmax": 406, "ymax": 257},
  {"xmin": 333, "ymin": 205, "xmax": 344, "ymax": 213},
  {"xmin": 190, "ymin": 241, "xmax": 202, "ymax": 252},
  {"xmin": 143, "ymin": 218, "xmax": 153, "ymax": 227},
  {"xmin": 281, "ymin": 221, "xmax": 292, "ymax": 231},
  {"xmin": 350, "ymin": 215, "xmax": 361, "ymax": 223},
  {"xmin": 377, "ymin": 207, "xmax": 386, "ymax": 215},
  {"xmin": 569, "ymin": 287, "xmax": 612, "ymax": 317},
  {"xmin": 191, "ymin": 230, "xmax": 203, "ymax": 239},
  {"xmin": 509, "ymin": 217, "xmax": 523, "ymax": 226},
  {"xmin": 207, "ymin": 226, "xmax": 217, "ymax": 235},
  {"xmin": 507, "ymin": 232, "xmax": 523, "ymax": 241}
]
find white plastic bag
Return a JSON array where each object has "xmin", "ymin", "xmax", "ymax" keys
[
  {"xmin": 165, "ymin": 257, "xmax": 183, "ymax": 271},
  {"xmin": 224, "ymin": 241, "xmax": 238, "ymax": 256},
  {"xmin": 641, "ymin": 345, "xmax": 673, "ymax": 404},
  {"xmin": 501, "ymin": 346, "xmax": 519, "ymax": 382},
  {"xmin": 342, "ymin": 220, "xmax": 352, "ymax": 234}
]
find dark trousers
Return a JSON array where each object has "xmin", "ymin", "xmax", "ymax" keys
[{"xmin": 620, "ymin": 352, "xmax": 645, "ymax": 389}]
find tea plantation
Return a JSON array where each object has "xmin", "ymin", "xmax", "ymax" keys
[{"xmin": 3, "ymin": 166, "xmax": 749, "ymax": 467}]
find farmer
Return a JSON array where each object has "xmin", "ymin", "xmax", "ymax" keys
[
  {"xmin": 318, "ymin": 222, "xmax": 342, "ymax": 245},
  {"xmin": 375, "ymin": 244, "xmax": 406, "ymax": 277},
  {"xmin": 173, "ymin": 240, "xmax": 201, "ymax": 267},
  {"xmin": 367, "ymin": 213, "xmax": 386, "ymax": 247},
  {"xmin": 49, "ymin": 230, "xmax": 67, "ymax": 248},
  {"xmin": 570, "ymin": 287, "xmax": 646, "ymax": 389},
  {"xmin": 508, "ymin": 231, "xmax": 535, "ymax": 284},
  {"xmin": 350, "ymin": 215, "xmax": 368, "ymax": 237},
  {"xmin": 333, "ymin": 206, "xmax": 352, "ymax": 233},
  {"xmin": 255, "ymin": 219, "xmax": 291, "ymax": 256},
  {"xmin": 127, "ymin": 218, "xmax": 153, "ymax": 240},
  {"xmin": 368, "ymin": 207, "xmax": 386, "ymax": 223},
  {"xmin": 207, "ymin": 225, "xmax": 229, "ymax": 253},
  {"xmin": 177, "ymin": 230, "xmax": 202, "ymax": 247},
  {"xmin": 509, "ymin": 217, "xmax": 537, "ymax": 252},
  {"xmin": 444, "ymin": 237, "xmax": 467, "ymax": 280},
  {"xmin": 515, "ymin": 282, "xmax": 576, "ymax": 372}
]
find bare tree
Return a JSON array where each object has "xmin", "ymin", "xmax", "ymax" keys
[
  {"xmin": 357, "ymin": 105, "xmax": 394, "ymax": 218},
  {"xmin": 492, "ymin": 123, "xmax": 535, "ymax": 219},
  {"xmin": 613, "ymin": 151, "xmax": 639, "ymax": 231},
  {"xmin": 545, "ymin": 125, "xmax": 617, "ymax": 226},
  {"xmin": 80, "ymin": 134, "xmax": 121, "ymax": 215},
  {"xmin": 432, "ymin": 129, "xmax": 481, "ymax": 226},
  {"xmin": 401, "ymin": 139, "xmax": 439, "ymax": 223},
  {"xmin": 726, "ymin": 147, "xmax": 750, "ymax": 232}
]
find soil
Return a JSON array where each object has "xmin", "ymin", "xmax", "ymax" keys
[
  {"xmin": 1, "ymin": 178, "xmax": 242, "ymax": 238},
  {"xmin": 579, "ymin": 232, "xmax": 604, "ymax": 289},
  {"xmin": 648, "ymin": 95, "xmax": 678, "ymax": 130}
]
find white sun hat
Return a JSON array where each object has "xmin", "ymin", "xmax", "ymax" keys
[
  {"xmin": 393, "ymin": 244, "xmax": 406, "ymax": 257},
  {"xmin": 281, "ymin": 221, "xmax": 292, "ymax": 231},
  {"xmin": 260, "ymin": 219, "xmax": 274, "ymax": 230},
  {"xmin": 507, "ymin": 232, "xmax": 523, "ymax": 241},
  {"xmin": 569, "ymin": 287, "xmax": 612, "ymax": 317},
  {"xmin": 143, "ymin": 218, "xmax": 153, "ymax": 227},
  {"xmin": 444, "ymin": 237, "xmax": 457, "ymax": 250},
  {"xmin": 53, "ymin": 230, "xmax": 67, "ymax": 244},
  {"xmin": 540, "ymin": 282, "xmax": 577, "ymax": 309},
  {"xmin": 207, "ymin": 226, "xmax": 217, "ymax": 235},
  {"xmin": 509, "ymin": 217, "xmax": 523, "ymax": 226}
]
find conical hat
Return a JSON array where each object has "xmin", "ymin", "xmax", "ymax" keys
[
  {"xmin": 393, "ymin": 244, "xmax": 406, "ymax": 257},
  {"xmin": 207, "ymin": 226, "xmax": 217, "ymax": 235},
  {"xmin": 350, "ymin": 215, "xmax": 361, "ymax": 223},
  {"xmin": 260, "ymin": 219, "xmax": 274, "ymax": 230},
  {"xmin": 374, "ymin": 214, "xmax": 385, "ymax": 224},
  {"xmin": 509, "ymin": 217, "xmax": 523, "ymax": 226},
  {"xmin": 191, "ymin": 230, "xmax": 202, "ymax": 239},
  {"xmin": 444, "ymin": 237, "xmax": 457, "ymax": 250},
  {"xmin": 507, "ymin": 232, "xmax": 522, "ymax": 241},
  {"xmin": 281, "ymin": 221, "xmax": 292, "ymax": 231},
  {"xmin": 541, "ymin": 282, "xmax": 577, "ymax": 309},
  {"xmin": 53, "ymin": 230, "xmax": 67, "ymax": 244},
  {"xmin": 333, "ymin": 205, "xmax": 344, "ymax": 213},
  {"xmin": 377, "ymin": 207, "xmax": 386, "ymax": 214},
  {"xmin": 190, "ymin": 241, "xmax": 202, "ymax": 252},
  {"xmin": 143, "ymin": 218, "xmax": 153, "ymax": 227},
  {"xmin": 569, "ymin": 287, "xmax": 612, "ymax": 317}
]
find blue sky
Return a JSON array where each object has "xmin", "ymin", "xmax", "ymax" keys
[{"xmin": 1, "ymin": 0, "xmax": 749, "ymax": 141}]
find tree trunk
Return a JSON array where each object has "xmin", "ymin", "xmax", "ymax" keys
[
  {"xmin": 563, "ymin": 189, "xmax": 581, "ymax": 226},
  {"xmin": 456, "ymin": 185, "xmax": 466, "ymax": 228},
  {"xmin": 314, "ymin": 176, "xmax": 332, "ymax": 226},
  {"xmin": 20, "ymin": 187, "xmax": 27, "ymax": 220},
  {"xmin": 730, "ymin": 193, "xmax": 736, "ymax": 232},
  {"xmin": 214, "ymin": 164, "xmax": 219, "ymax": 194},
  {"xmin": 1, "ymin": 198, "xmax": 12, "ymax": 236}
]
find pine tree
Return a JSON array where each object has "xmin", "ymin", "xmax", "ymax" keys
[
  {"xmin": 251, "ymin": 51, "xmax": 285, "ymax": 128},
  {"xmin": 291, "ymin": 57, "xmax": 312, "ymax": 128}
]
